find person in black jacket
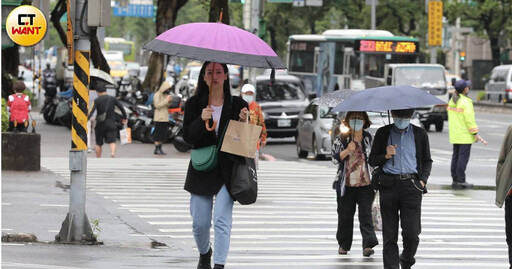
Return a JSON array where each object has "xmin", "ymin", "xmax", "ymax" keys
[
  {"xmin": 88, "ymin": 83, "xmax": 127, "ymax": 158},
  {"xmin": 368, "ymin": 108, "xmax": 432, "ymax": 269},
  {"xmin": 183, "ymin": 62, "xmax": 249, "ymax": 269}
]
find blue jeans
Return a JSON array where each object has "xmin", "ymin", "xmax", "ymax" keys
[{"xmin": 190, "ymin": 185, "xmax": 234, "ymax": 265}]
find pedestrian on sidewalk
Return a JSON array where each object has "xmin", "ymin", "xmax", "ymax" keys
[
  {"xmin": 495, "ymin": 125, "xmax": 512, "ymax": 269},
  {"xmin": 153, "ymin": 81, "xmax": 173, "ymax": 155},
  {"xmin": 331, "ymin": 111, "xmax": 378, "ymax": 257},
  {"xmin": 7, "ymin": 80, "xmax": 31, "ymax": 132},
  {"xmin": 447, "ymin": 79, "xmax": 484, "ymax": 189},
  {"xmin": 183, "ymin": 62, "xmax": 249, "ymax": 269},
  {"xmin": 87, "ymin": 83, "xmax": 127, "ymax": 158},
  {"xmin": 240, "ymin": 83, "xmax": 267, "ymax": 166},
  {"xmin": 369, "ymin": 108, "xmax": 432, "ymax": 269},
  {"xmin": 87, "ymin": 81, "xmax": 99, "ymax": 153}
]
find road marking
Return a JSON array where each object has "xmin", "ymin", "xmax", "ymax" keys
[
  {"xmin": 2, "ymin": 262, "xmax": 87, "ymax": 268},
  {"xmin": 39, "ymin": 204, "xmax": 68, "ymax": 207}
]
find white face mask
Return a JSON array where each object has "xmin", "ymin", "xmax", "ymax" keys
[{"xmin": 242, "ymin": 95, "xmax": 253, "ymax": 103}]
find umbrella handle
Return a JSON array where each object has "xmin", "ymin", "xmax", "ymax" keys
[{"xmin": 205, "ymin": 120, "xmax": 217, "ymax": 132}]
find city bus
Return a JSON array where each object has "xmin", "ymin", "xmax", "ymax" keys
[
  {"xmin": 104, "ymin": 37, "xmax": 136, "ymax": 62},
  {"xmin": 287, "ymin": 29, "xmax": 420, "ymax": 96}
]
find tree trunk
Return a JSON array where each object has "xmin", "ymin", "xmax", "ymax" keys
[
  {"xmin": 143, "ymin": 0, "xmax": 188, "ymax": 93},
  {"xmin": 209, "ymin": 0, "xmax": 229, "ymax": 24},
  {"xmin": 489, "ymin": 37, "xmax": 501, "ymax": 67}
]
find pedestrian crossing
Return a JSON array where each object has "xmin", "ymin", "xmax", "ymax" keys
[{"xmin": 42, "ymin": 157, "xmax": 509, "ymax": 268}]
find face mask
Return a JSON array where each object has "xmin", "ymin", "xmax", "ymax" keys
[
  {"xmin": 242, "ymin": 95, "xmax": 254, "ymax": 103},
  {"xmin": 393, "ymin": 118, "xmax": 411, "ymax": 130},
  {"xmin": 349, "ymin": 119, "xmax": 364, "ymax": 131}
]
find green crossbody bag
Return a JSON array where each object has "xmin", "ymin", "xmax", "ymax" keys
[
  {"xmin": 190, "ymin": 120, "xmax": 228, "ymax": 172},
  {"xmin": 191, "ymin": 144, "xmax": 218, "ymax": 171}
]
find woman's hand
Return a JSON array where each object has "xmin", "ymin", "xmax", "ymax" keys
[
  {"xmin": 201, "ymin": 106, "xmax": 213, "ymax": 121},
  {"xmin": 346, "ymin": 141, "xmax": 356, "ymax": 153},
  {"xmin": 239, "ymin": 107, "xmax": 249, "ymax": 122}
]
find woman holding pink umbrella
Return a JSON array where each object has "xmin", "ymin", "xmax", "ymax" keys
[{"xmin": 183, "ymin": 61, "xmax": 249, "ymax": 269}]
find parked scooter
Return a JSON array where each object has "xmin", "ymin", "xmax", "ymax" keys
[{"xmin": 172, "ymin": 96, "xmax": 192, "ymax": 152}]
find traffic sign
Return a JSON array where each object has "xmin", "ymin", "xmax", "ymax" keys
[
  {"xmin": 306, "ymin": 0, "xmax": 322, "ymax": 6},
  {"xmin": 428, "ymin": 0, "xmax": 443, "ymax": 46},
  {"xmin": 292, "ymin": 0, "xmax": 304, "ymax": 6},
  {"xmin": 113, "ymin": 4, "xmax": 153, "ymax": 17}
]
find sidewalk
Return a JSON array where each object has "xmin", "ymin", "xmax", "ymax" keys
[{"xmin": 2, "ymin": 167, "xmax": 198, "ymax": 268}]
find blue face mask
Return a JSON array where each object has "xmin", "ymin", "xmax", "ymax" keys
[
  {"xmin": 242, "ymin": 95, "xmax": 253, "ymax": 103},
  {"xmin": 349, "ymin": 119, "xmax": 364, "ymax": 131},
  {"xmin": 393, "ymin": 118, "xmax": 411, "ymax": 130}
]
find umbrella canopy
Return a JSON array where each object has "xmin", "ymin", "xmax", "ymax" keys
[
  {"xmin": 332, "ymin": 85, "xmax": 445, "ymax": 112},
  {"xmin": 90, "ymin": 68, "xmax": 115, "ymax": 86},
  {"xmin": 313, "ymin": 89, "xmax": 358, "ymax": 107},
  {"xmin": 143, "ymin": 22, "xmax": 286, "ymax": 69}
]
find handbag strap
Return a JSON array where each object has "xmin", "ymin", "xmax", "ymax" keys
[{"xmin": 215, "ymin": 96, "xmax": 234, "ymax": 152}]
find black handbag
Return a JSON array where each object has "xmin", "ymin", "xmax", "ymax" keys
[
  {"xmin": 371, "ymin": 167, "xmax": 395, "ymax": 189},
  {"xmin": 231, "ymin": 157, "xmax": 258, "ymax": 205}
]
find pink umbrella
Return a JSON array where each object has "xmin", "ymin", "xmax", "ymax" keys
[{"xmin": 144, "ymin": 22, "xmax": 286, "ymax": 70}]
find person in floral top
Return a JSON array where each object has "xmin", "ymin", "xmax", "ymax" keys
[
  {"xmin": 331, "ymin": 111, "xmax": 378, "ymax": 257},
  {"xmin": 241, "ymin": 84, "xmax": 267, "ymax": 163}
]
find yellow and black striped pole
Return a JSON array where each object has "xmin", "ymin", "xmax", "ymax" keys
[{"xmin": 71, "ymin": 50, "xmax": 89, "ymax": 150}]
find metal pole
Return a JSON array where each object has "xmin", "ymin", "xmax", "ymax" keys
[
  {"xmin": 56, "ymin": 0, "xmax": 94, "ymax": 243},
  {"xmin": 371, "ymin": 0, "xmax": 376, "ymax": 30},
  {"xmin": 430, "ymin": 47, "xmax": 437, "ymax": 63},
  {"xmin": 249, "ymin": 0, "xmax": 260, "ymax": 85},
  {"xmin": 454, "ymin": 16, "xmax": 460, "ymax": 77}
]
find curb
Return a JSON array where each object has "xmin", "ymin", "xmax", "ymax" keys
[{"xmin": 473, "ymin": 101, "xmax": 512, "ymax": 113}]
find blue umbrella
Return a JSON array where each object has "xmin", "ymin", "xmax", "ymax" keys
[
  {"xmin": 313, "ymin": 89, "xmax": 358, "ymax": 107},
  {"xmin": 331, "ymin": 85, "xmax": 445, "ymax": 112}
]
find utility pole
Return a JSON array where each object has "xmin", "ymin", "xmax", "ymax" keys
[
  {"xmin": 56, "ymin": 0, "xmax": 109, "ymax": 243},
  {"xmin": 454, "ymin": 16, "xmax": 460, "ymax": 77},
  {"xmin": 366, "ymin": 0, "xmax": 377, "ymax": 30},
  {"xmin": 248, "ymin": 0, "xmax": 261, "ymax": 84}
]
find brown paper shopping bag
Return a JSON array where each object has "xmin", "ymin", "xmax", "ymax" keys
[{"xmin": 221, "ymin": 120, "xmax": 262, "ymax": 158}]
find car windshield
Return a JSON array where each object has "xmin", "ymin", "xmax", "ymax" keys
[
  {"xmin": 189, "ymin": 68, "xmax": 201, "ymax": 81},
  {"xmin": 394, "ymin": 67, "xmax": 447, "ymax": 89},
  {"xmin": 256, "ymin": 80, "xmax": 305, "ymax": 101},
  {"xmin": 319, "ymin": 106, "xmax": 334, "ymax": 118}
]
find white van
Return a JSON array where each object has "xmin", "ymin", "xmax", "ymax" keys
[{"xmin": 485, "ymin": 64, "xmax": 512, "ymax": 103}]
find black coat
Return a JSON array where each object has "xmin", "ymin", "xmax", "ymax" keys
[
  {"xmin": 183, "ymin": 93, "xmax": 248, "ymax": 195},
  {"xmin": 368, "ymin": 124, "xmax": 433, "ymax": 183}
]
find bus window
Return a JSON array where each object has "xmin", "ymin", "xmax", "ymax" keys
[{"xmin": 289, "ymin": 41, "xmax": 318, "ymax": 73}]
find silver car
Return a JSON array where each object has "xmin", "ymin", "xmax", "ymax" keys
[{"xmin": 296, "ymin": 99, "xmax": 336, "ymax": 160}]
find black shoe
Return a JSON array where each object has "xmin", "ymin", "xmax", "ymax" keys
[
  {"xmin": 362, "ymin": 247, "xmax": 374, "ymax": 257},
  {"xmin": 197, "ymin": 248, "xmax": 212, "ymax": 269},
  {"xmin": 452, "ymin": 178, "xmax": 473, "ymax": 189},
  {"xmin": 213, "ymin": 265, "xmax": 224, "ymax": 269},
  {"xmin": 154, "ymin": 148, "xmax": 167, "ymax": 155}
]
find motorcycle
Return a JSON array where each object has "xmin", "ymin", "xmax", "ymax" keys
[{"xmin": 171, "ymin": 95, "xmax": 192, "ymax": 152}]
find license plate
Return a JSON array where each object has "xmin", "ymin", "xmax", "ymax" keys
[{"xmin": 277, "ymin": 119, "xmax": 291, "ymax": 127}]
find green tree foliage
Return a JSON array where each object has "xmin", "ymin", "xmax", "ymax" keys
[
  {"xmin": 1, "ymin": 98, "xmax": 9, "ymax": 132},
  {"xmin": 445, "ymin": 0, "xmax": 512, "ymax": 66}
]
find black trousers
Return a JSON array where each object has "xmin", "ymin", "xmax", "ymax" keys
[
  {"xmin": 506, "ymin": 195, "xmax": 512, "ymax": 269},
  {"xmin": 451, "ymin": 144, "xmax": 472, "ymax": 181},
  {"xmin": 336, "ymin": 185, "xmax": 378, "ymax": 251},
  {"xmin": 380, "ymin": 178, "xmax": 423, "ymax": 269}
]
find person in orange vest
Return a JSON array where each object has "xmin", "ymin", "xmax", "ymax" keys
[
  {"xmin": 7, "ymin": 80, "xmax": 31, "ymax": 132},
  {"xmin": 240, "ymin": 84, "xmax": 267, "ymax": 164}
]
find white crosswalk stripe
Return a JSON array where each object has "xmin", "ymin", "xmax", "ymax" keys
[{"xmin": 42, "ymin": 157, "xmax": 509, "ymax": 268}]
